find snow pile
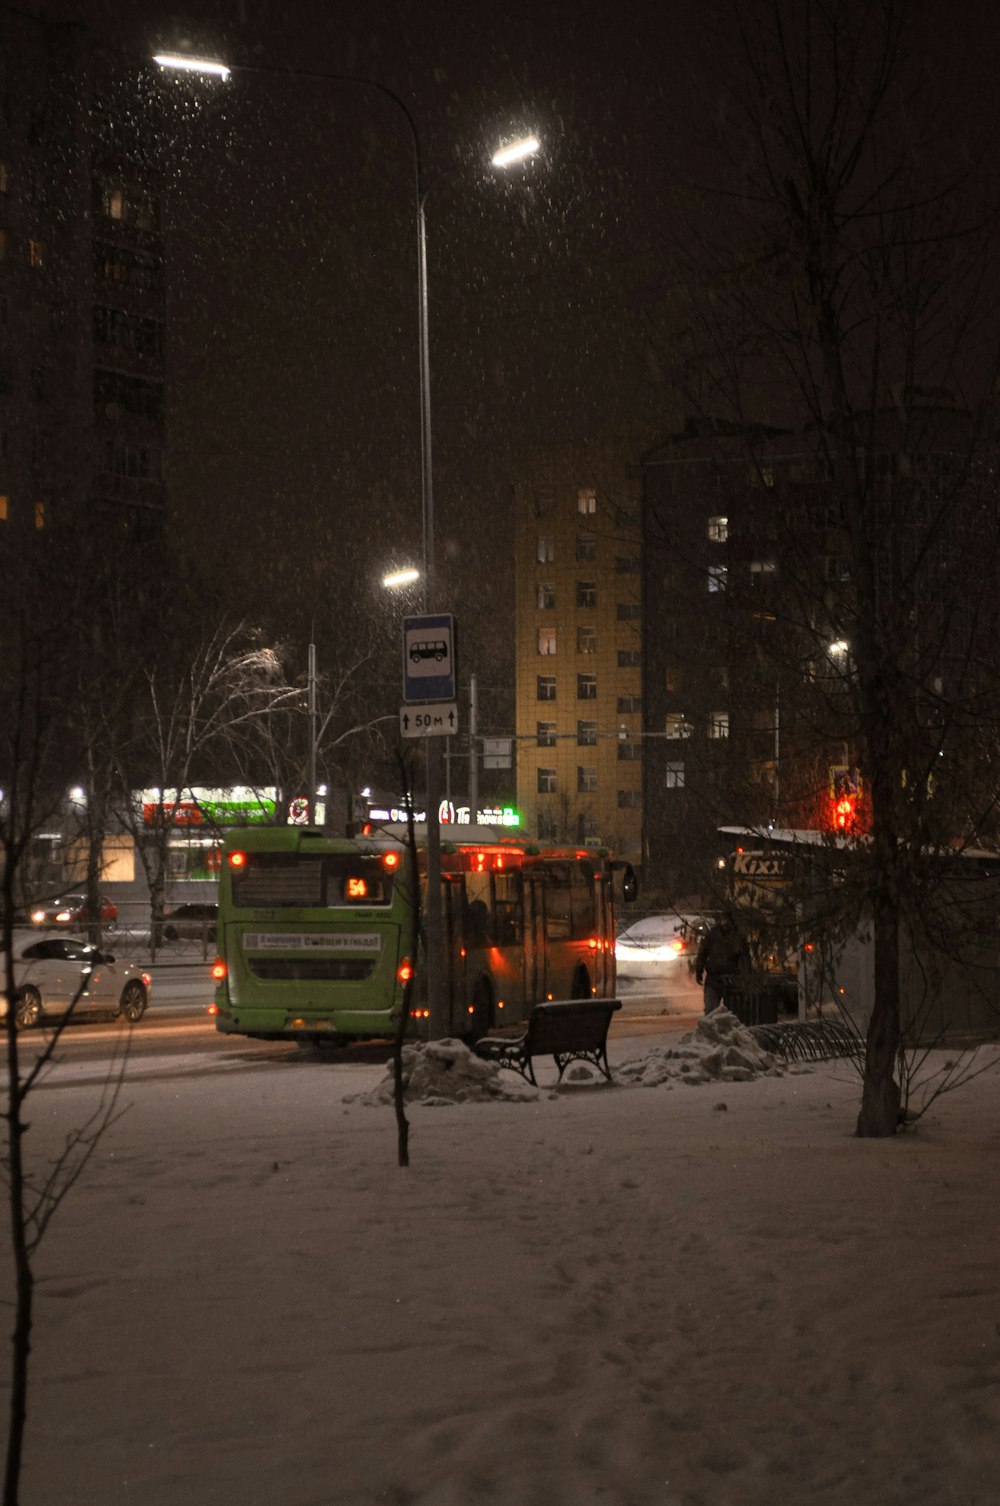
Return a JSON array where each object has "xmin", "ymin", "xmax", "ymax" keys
[
  {"xmin": 349, "ymin": 1037, "xmax": 539, "ymax": 1106},
  {"xmin": 617, "ymin": 1005, "xmax": 783, "ymax": 1087}
]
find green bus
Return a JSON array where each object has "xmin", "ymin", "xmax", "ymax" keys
[{"xmin": 210, "ymin": 825, "xmax": 623, "ymax": 1043}]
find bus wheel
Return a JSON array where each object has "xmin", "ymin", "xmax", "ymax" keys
[
  {"xmin": 467, "ymin": 977, "xmax": 493, "ymax": 1041},
  {"xmin": 571, "ymin": 966, "xmax": 591, "ymax": 999}
]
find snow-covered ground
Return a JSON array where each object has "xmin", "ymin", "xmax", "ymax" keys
[{"xmin": 5, "ymin": 1015, "xmax": 1000, "ymax": 1505}]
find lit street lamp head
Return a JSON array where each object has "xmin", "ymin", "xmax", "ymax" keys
[
  {"xmin": 153, "ymin": 53, "xmax": 231, "ymax": 79},
  {"xmin": 382, "ymin": 567, "xmax": 421, "ymax": 589},
  {"xmin": 491, "ymin": 135, "xmax": 541, "ymax": 168}
]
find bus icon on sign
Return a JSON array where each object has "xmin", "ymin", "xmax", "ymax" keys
[{"xmin": 409, "ymin": 639, "xmax": 448, "ymax": 664}]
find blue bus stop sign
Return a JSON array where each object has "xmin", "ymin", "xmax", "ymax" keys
[{"xmin": 402, "ymin": 614, "xmax": 457, "ymax": 703}]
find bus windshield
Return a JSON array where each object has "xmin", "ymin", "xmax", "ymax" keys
[{"xmin": 229, "ymin": 852, "xmax": 396, "ymax": 909}]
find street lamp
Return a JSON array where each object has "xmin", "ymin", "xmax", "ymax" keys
[
  {"xmin": 382, "ymin": 567, "xmax": 421, "ymax": 589},
  {"xmin": 154, "ymin": 51, "xmax": 540, "ymax": 1036}
]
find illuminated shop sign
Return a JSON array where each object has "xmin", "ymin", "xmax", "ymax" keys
[
  {"xmin": 438, "ymin": 802, "xmax": 521, "ymax": 828},
  {"xmin": 137, "ymin": 787, "xmax": 277, "ymax": 827}
]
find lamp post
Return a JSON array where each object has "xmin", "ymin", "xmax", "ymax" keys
[{"xmin": 154, "ymin": 52, "xmax": 539, "ymax": 1035}]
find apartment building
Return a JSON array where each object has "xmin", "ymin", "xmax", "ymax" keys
[
  {"xmin": 514, "ymin": 444, "xmax": 642, "ymax": 861},
  {"xmin": 641, "ymin": 408, "xmax": 995, "ymax": 897},
  {"xmin": 0, "ymin": 17, "xmax": 166, "ymax": 545}
]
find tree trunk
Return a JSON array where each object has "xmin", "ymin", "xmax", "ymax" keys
[
  {"xmin": 3, "ymin": 1014, "xmax": 31, "ymax": 1506},
  {"xmin": 856, "ymin": 901, "xmax": 902, "ymax": 1136}
]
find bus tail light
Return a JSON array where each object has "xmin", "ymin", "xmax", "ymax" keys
[
  {"xmin": 228, "ymin": 851, "xmax": 247, "ymax": 869},
  {"xmin": 382, "ymin": 850, "xmax": 401, "ymax": 871},
  {"xmin": 211, "ymin": 957, "xmax": 227, "ymax": 981},
  {"xmin": 588, "ymin": 936, "xmax": 599, "ymax": 950},
  {"xmin": 409, "ymin": 1007, "xmax": 429, "ymax": 1019},
  {"xmin": 206, "ymin": 1002, "xmax": 219, "ymax": 1016},
  {"xmin": 397, "ymin": 957, "xmax": 413, "ymax": 984}
]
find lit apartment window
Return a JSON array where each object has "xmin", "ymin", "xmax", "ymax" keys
[
  {"xmin": 665, "ymin": 761, "xmax": 686, "ymax": 789},
  {"xmin": 577, "ymin": 674, "xmax": 597, "ymax": 700},
  {"xmin": 666, "ymin": 712, "xmax": 691, "ymax": 739},
  {"xmin": 576, "ymin": 532, "xmax": 597, "ymax": 561},
  {"xmin": 577, "ymin": 767, "xmax": 598, "ymax": 793},
  {"xmin": 0, "ymin": 495, "xmax": 9, "ymax": 523},
  {"xmin": 750, "ymin": 559, "xmax": 777, "ymax": 582},
  {"xmin": 28, "ymin": 239, "xmax": 45, "ymax": 269},
  {"xmin": 577, "ymin": 625, "xmax": 597, "ymax": 654},
  {"xmin": 618, "ymin": 649, "xmax": 641, "ymax": 668},
  {"xmin": 537, "ymin": 768, "xmax": 557, "ymax": 794},
  {"xmin": 536, "ymin": 582, "xmax": 555, "ymax": 609},
  {"xmin": 576, "ymin": 580, "xmax": 597, "ymax": 608},
  {"xmin": 618, "ymin": 695, "xmax": 641, "ymax": 713},
  {"xmin": 618, "ymin": 789, "xmax": 642, "ymax": 808},
  {"xmin": 707, "ymin": 515, "xmax": 729, "ymax": 542},
  {"xmin": 536, "ymin": 721, "xmax": 557, "ymax": 748},
  {"xmin": 34, "ymin": 501, "xmax": 46, "ymax": 530},
  {"xmin": 708, "ymin": 563, "xmax": 728, "ymax": 593},
  {"xmin": 103, "ymin": 185, "xmax": 125, "ymax": 220},
  {"xmin": 709, "ymin": 710, "xmax": 730, "ymax": 739},
  {"xmin": 616, "ymin": 602, "xmax": 640, "ymax": 621},
  {"xmin": 577, "ymin": 720, "xmax": 597, "ymax": 746},
  {"xmin": 536, "ymin": 535, "xmax": 554, "ymax": 563},
  {"xmin": 537, "ymin": 627, "xmax": 557, "ymax": 655},
  {"xmin": 577, "ymin": 487, "xmax": 597, "ymax": 514},
  {"xmin": 536, "ymin": 675, "xmax": 556, "ymax": 701}
]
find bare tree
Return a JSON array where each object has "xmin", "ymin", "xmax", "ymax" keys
[
  {"xmin": 108, "ymin": 621, "xmax": 303, "ymax": 947},
  {"xmin": 656, "ymin": 0, "xmax": 1000, "ymax": 1133},
  {"xmin": 1, "ymin": 538, "xmax": 133, "ymax": 1505}
]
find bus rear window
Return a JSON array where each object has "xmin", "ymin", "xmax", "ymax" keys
[{"xmin": 230, "ymin": 853, "xmax": 395, "ymax": 908}]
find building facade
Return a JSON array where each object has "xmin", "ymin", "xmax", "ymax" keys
[
  {"xmin": 514, "ymin": 444, "xmax": 642, "ymax": 861},
  {"xmin": 0, "ymin": 17, "xmax": 166, "ymax": 545},
  {"xmin": 641, "ymin": 408, "xmax": 996, "ymax": 899}
]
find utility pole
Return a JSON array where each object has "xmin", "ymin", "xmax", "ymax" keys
[
  {"xmin": 469, "ymin": 673, "xmax": 478, "ymax": 825},
  {"xmin": 308, "ymin": 640, "xmax": 318, "ymax": 825}
]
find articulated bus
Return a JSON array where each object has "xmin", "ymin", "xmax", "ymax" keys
[{"xmin": 210, "ymin": 826, "xmax": 626, "ymax": 1044}]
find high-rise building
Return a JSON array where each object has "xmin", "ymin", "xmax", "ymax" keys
[
  {"xmin": 514, "ymin": 443, "xmax": 642, "ymax": 860},
  {"xmin": 0, "ymin": 16, "xmax": 166, "ymax": 546}
]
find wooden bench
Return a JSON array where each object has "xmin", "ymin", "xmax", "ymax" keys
[{"xmin": 473, "ymin": 998, "xmax": 622, "ymax": 1086}]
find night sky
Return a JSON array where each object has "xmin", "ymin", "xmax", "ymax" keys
[{"xmin": 18, "ymin": 0, "xmax": 1000, "ymax": 710}]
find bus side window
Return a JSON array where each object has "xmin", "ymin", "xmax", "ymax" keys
[
  {"xmin": 464, "ymin": 873, "xmax": 493, "ymax": 945},
  {"xmin": 493, "ymin": 871, "xmax": 522, "ymax": 945},
  {"xmin": 545, "ymin": 870, "xmax": 572, "ymax": 940},
  {"xmin": 569, "ymin": 864, "xmax": 596, "ymax": 939}
]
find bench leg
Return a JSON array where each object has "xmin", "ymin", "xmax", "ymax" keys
[{"xmin": 552, "ymin": 1048, "xmax": 613, "ymax": 1083}]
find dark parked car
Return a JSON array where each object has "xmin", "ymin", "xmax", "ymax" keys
[
  {"xmin": 161, "ymin": 902, "xmax": 218, "ymax": 941},
  {"xmin": 30, "ymin": 893, "xmax": 118, "ymax": 927}
]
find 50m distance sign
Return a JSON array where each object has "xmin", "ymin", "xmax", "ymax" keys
[{"xmin": 400, "ymin": 703, "xmax": 458, "ymax": 739}]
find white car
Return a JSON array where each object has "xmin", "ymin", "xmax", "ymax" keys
[
  {"xmin": 614, "ymin": 913, "xmax": 712, "ymax": 978},
  {"xmin": 1, "ymin": 932, "xmax": 151, "ymax": 1029}
]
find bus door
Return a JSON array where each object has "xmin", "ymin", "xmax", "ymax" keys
[
  {"xmin": 522, "ymin": 874, "xmax": 545, "ymax": 1008},
  {"xmin": 492, "ymin": 866, "xmax": 527, "ymax": 1022}
]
